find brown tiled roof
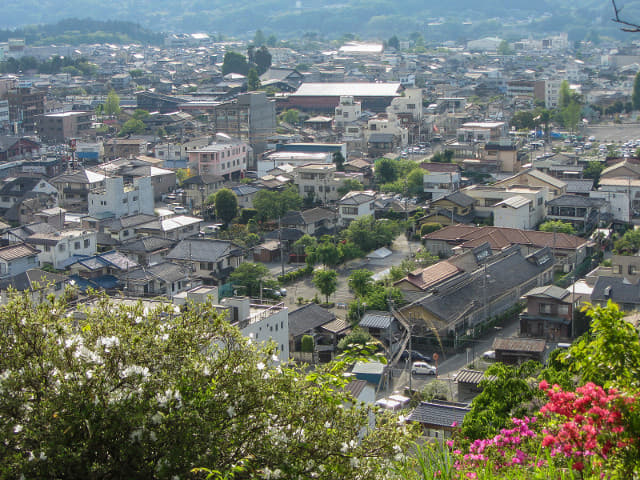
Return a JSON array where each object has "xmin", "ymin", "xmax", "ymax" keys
[
  {"xmin": 423, "ymin": 225, "xmax": 587, "ymax": 251},
  {"xmin": 396, "ymin": 261, "xmax": 461, "ymax": 291}
]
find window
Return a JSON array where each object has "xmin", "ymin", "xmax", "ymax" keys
[
  {"xmin": 74, "ymin": 241, "xmax": 81, "ymax": 250},
  {"xmin": 614, "ymin": 265, "xmax": 622, "ymax": 274},
  {"xmin": 59, "ymin": 244, "xmax": 65, "ymax": 252},
  {"xmin": 539, "ymin": 303, "xmax": 552, "ymax": 314},
  {"xmin": 630, "ymin": 265, "xmax": 638, "ymax": 275},
  {"xmin": 342, "ymin": 206, "xmax": 358, "ymax": 215},
  {"xmin": 84, "ymin": 239, "xmax": 90, "ymax": 248},
  {"xmin": 558, "ymin": 305, "xmax": 569, "ymax": 315},
  {"xmin": 45, "ymin": 245, "xmax": 51, "ymax": 252}
]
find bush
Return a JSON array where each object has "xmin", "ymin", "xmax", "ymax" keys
[
  {"xmin": 420, "ymin": 222, "xmax": 443, "ymax": 236},
  {"xmin": 277, "ymin": 264, "xmax": 313, "ymax": 284},
  {"xmin": 301, "ymin": 335, "xmax": 314, "ymax": 353}
]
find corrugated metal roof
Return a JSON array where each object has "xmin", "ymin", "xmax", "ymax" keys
[
  {"xmin": 292, "ymin": 82, "xmax": 401, "ymax": 98},
  {"xmin": 359, "ymin": 311, "xmax": 394, "ymax": 329}
]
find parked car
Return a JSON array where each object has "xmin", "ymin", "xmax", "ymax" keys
[
  {"xmin": 482, "ymin": 350, "xmax": 496, "ymax": 360},
  {"xmin": 172, "ymin": 206, "xmax": 187, "ymax": 215},
  {"xmin": 411, "ymin": 361, "xmax": 437, "ymax": 375},
  {"xmin": 400, "ymin": 350, "xmax": 432, "ymax": 363}
]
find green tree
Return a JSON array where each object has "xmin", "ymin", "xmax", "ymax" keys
[
  {"xmin": 252, "ymin": 186, "xmax": 303, "ymax": 221},
  {"xmin": 214, "ymin": 188, "xmax": 239, "ymax": 225},
  {"xmin": 313, "ymin": 268, "xmax": 338, "ymax": 304},
  {"xmin": 337, "ymin": 178, "xmax": 363, "ymax": 196},
  {"xmin": 337, "ymin": 327, "xmax": 374, "ymax": 351},
  {"xmin": 342, "ymin": 216, "xmax": 401, "ymax": 252},
  {"xmin": 333, "ymin": 150, "xmax": 345, "ymax": 171},
  {"xmin": 511, "ymin": 110, "xmax": 537, "ymax": 130},
  {"xmin": 538, "ymin": 220, "xmax": 575, "ymax": 234},
  {"xmin": 0, "ymin": 291, "xmax": 415, "ymax": 478},
  {"xmin": 614, "ymin": 229, "xmax": 640, "ymax": 255},
  {"xmin": 104, "ymin": 89, "xmax": 121, "ymax": 116},
  {"xmin": 279, "ymin": 108, "xmax": 300, "ymax": 125},
  {"xmin": 247, "ymin": 67, "xmax": 261, "ymax": 91},
  {"xmin": 420, "ymin": 222, "xmax": 442, "ymax": 236},
  {"xmin": 118, "ymin": 118, "xmax": 145, "ymax": 136},
  {"xmin": 406, "ymin": 167, "xmax": 426, "ymax": 196},
  {"xmin": 132, "ymin": 108, "xmax": 150, "ymax": 120},
  {"xmin": 175, "ymin": 168, "xmax": 193, "ymax": 186},
  {"xmin": 430, "ymin": 150, "xmax": 454, "ymax": 163},
  {"xmin": 253, "ymin": 29, "xmax": 266, "ymax": 47},
  {"xmin": 348, "ymin": 269, "xmax": 374, "ymax": 298},
  {"xmin": 301, "ymin": 334, "xmax": 314, "ymax": 353},
  {"xmin": 461, "ymin": 361, "xmax": 543, "ymax": 440},
  {"xmin": 559, "ymin": 80, "xmax": 572, "ymax": 109},
  {"xmin": 497, "ymin": 39, "xmax": 513, "ymax": 55},
  {"xmin": 583, "ymin": 160, "xmax": 605, "ymax": 187},
  {"xmin": 254, "ymin": 46, "xmax": 272, "ymax": 75},
  {"xmin": 387, "ymin": 35, "xmax": 400, "ymax": 50},
  {"xmin": 222, "ymin": 51, "xmax": 249, "ymax": 75},
  {"xmin": 229, "ymin": 262, "xmax": 275, "ymax": 296},
  {"xmin": 292, "ymin": 234, "xmax": 317, "ymax": 256},
  {"xmin": 316, "ymin": 241, "xmax": 341, "ymax": 268},
  {"xmin": 375, "ymin": 157, "xmax": 398, "ymax": 184},
  {"xmin": 634, "ymin": 71, "xmax": 640, "ymax": 110},
  {"xmin": 559, "ymin": 301, "xmax": 640, "ymax": 389}
]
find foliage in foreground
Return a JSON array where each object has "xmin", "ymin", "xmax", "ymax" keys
[{"xmin": 0, "ymin": 291, "xmax": 417, "ymax": 478}]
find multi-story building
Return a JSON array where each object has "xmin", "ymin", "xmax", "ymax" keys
[
  {"xmin": 50, "ymin": 169, "xmax": 107, "ymax": 213},
  {"xmin": 293, "ymin": 163, "xmax": 364, "ymax": 205},
  {"xmin": 211, "ymin": 92, "xmax": 276, "ymax": 157},
  {"xmin": 7, "ymin": 84, "xmax": 45, "ymax": 132},
  {"xmin": 88, "ymin": 175, "xmax": 154, "ymax": 219},
  {"xmin": 338, "ymin": 190, "xmax": 376, "ymax": 226},
  {"xmin": 0, "ymin": 100, "xmax": 9, "ymax": 131},
  {"xmin": 187, "ymin": 136, "xmax": 250, "ymax": 179},
  {"xmin": 103, "ymin": 138, "xmax": 147, "ymax": 160},
  {"xmin": 0, "ymin": 243, "xmax": 39, "ymax": 279},
  {"xmin": 334, "ymin": 96, "xmax": 361, "ymax": 129},
  {"xmin": 36, "ymin": 111, "xmax": 93, "ymax": 144}
]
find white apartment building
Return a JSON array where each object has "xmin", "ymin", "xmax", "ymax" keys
[
  {"xmin": 26, "ymin": 229, "xmax": 97, "ymax": 269},
  {"xmin": 338, "ymin": 190, "xmax": 376, "ymax": 226},
  {"xmin": 545, "ymin": 79, "xmax": 563, "ymax": 109},
  {"xmin": 221, "ymin": 297, "xmax": 290, "ymax": 362},
  {"xmin": 387, "ymin": 87, "xmax": 422, "ymax": 121},
  {"xmin": 334, "ymin": 96, "xmax": 362, "ymax": 128},
  {"xmin": 293, "ymin": 163, "xmax": 365, "ymax": 204},
  {"xmin": 423, "ymin": 171, "xmax": 461, "ymax": 201},
  {"xmin": 88, "ymin": 176, "xmax": 154, "ymax": 219}
]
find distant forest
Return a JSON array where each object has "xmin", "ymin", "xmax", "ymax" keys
[
  {"xmin": 0, "ymin": 19, "xmax": 164, "ymax": 46},
  {"xmin": 1, "ymin": 1, "xmax": 640, "ymax": 42}
]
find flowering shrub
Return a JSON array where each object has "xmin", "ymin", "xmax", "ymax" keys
[{"xmin": 538, "ymin": 380, "xmax": 639, "ymax": 477}]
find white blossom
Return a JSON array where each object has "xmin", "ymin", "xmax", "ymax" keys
[
  {"xmin": 13, "ymin": 424, "xmax": 23, "ymax": 433},
  {"xmin": 227, "ymin": 406, "xmax": 236, "ymax": 418},
  {"xmin": 257, "ymin": 362, "xmax": 265, "ymax": 371}
]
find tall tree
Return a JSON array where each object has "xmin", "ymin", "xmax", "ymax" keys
[
  {"xmin": 558, "ymin": 80, "xmax": 572, "ymax": 109},
  {"xmin": 247, "ymin": 67, "xmax": 261, "ymax": 91},
  {"xmin": 228, "ymin": 261, "xmax": 275, "ymax": 296},
  {"xmin": 333, "ymin": 151, "xmax": 345, "ymax": 171},
  {"xmin": 633, "ymin": 71, "xmax": 640, "ymax": 110},
  {"xmin": 214, "ymin": 188, "xmax": 238, "ymax": 225},
  {"xmin": 254, "ymin": 46, "xmax": 272, "ymax": 75},
  {"xmin": 374, "ymin": 157, "xmax": 398, "ymax": 184},
  {"xmin": 104, "ymin": 89, "xmax": 121, "ymax": 116},
  {"xmin": 222, "ymin": 51, "xmax": 249, "ymax": 75},
  {"xmin": 313, "ymin": 268, "xmax": 338, "ymax": 304},
  {"xmin": 387, "ymin": 35, "xmax": 400, "ymax": 50},
  {"xmin": 348, "ymin": 269, "xmax": 374, "ymax": 298}
]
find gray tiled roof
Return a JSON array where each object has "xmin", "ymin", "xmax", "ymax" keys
[
  {"xmin": 409, "ymin": 401, "xmax": 470, "ymax": 428},
  {"xmin": 166, "ymin": 238, "xmax": 241, "ymax": 262},
  {"xmin": 288, "ymin": 303, "xmax": 336, "ymax": 338},
  {"xmin": 359, "ymin": 311, "xmax": 394, "ymax": 329},
  {"xmin": 591, "ymin": 275, "xmax": 640, "ymax": 306}
]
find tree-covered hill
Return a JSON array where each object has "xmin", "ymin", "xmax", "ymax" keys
[{"xmin": 0, "ymin": 0, "xmax": 638, "ymax": 41}]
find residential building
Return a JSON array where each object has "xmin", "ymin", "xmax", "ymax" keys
[
  {"xmin": 492, "ymin": 337, "xmax": 546, "ymax": 365},
  {"xmin": 280, "ymin": 207, "xmax": 337, "ymax": 237},
  {"xmin": 101, "ymin": 214, "xmax": 157, "ymax": 242},
  {"xmin": 182, "ymin": 174, "xmax": 224, "ymax": 210},
  {"xmin": 26, "ymin": 229, "xmax": 97, "ymax": 269},
  {"xmin": 546, "ymin": 195, "xmax": 608, "ymax": 234},
  {"xmin": 88, "ymin": 175, "xmax": 154, "ymax": 219},
  {"xmin": 288, "ymin": 303, "xmax": 340, "ymax": 362},
  {"xmin": 338, "ymin": 190, "xmax": 376, "ymax": 226},
  {"xmin": 408, "ymin": 401, "xmax": 470, "ymax": 440},
  {"xmin": 0, "ymin": 243, "xmax": 40, "ymax": 278},
  {"xmin": 103, "ymin": 138, "xmax": 147, "ymax": 160},
  {"xmin": 519, "ymin": 285, "xmax": 576, "ymax": 340},
  {"xmin": 36, "ymin": 111, "xmax": 93, "ymax": 144},
  {"xmin": 124, "ymin": 262, "xmax": 191, "ymax": 298},
  {"xmin": 0, "ymin": 176, "xmax": 58, "ymax": 211},
  {"xmin": 423, "ymin": 167, "xmax": 461, "ymax": 201},
  {"xmin": 221, "ymin": 296, "xmax": 289, "ymax": 362},
  {"xmin": 0, "ymin": 269, "xmax": 69, "ymax": 305},
  {"xmin": 591, "ymin": 275, "xmax": 640, "ymax": 312},
  {"xmin": 7, "ymin": 85, "xmax": 45, "ymax": 132},
  {"xmin": 135, "ymin": 215, "xmax": 203, "ymax": 241},
  {"xmin": 0, "ymin": 100, "xmax": 9, "ymax": 131},
  {"xmin": 456, "ymin": 122, "xmax": 506, "ymax": 143},
  {"xmin": 0, "ymin": 136, "xmax": 41, "ymax": 162},
  {"xmin": 482, "ymin": 141, "xmax": 521, "ymax": 173},
  {"xmin": 334, "ymin": 96, "xmax": 362, "ymax": 129},
  {"xmin": 399, "ymin": 246, "xmax": 554, "ymax": 340},
  {"xmin": 428, "ymin": 192, "xmax": 475, "ymax": 225},
  {"xmin": 166, "ymin": 238, "xmax": 244, "ymax": 285},
  {"xmin": 492, "ymin": 168, "xmax": 567, "ymax": 201},
  {"xmin": 50, "ymin": 169, "xmax": 107, "ymax": 212},
  {"xmin": 119, "ymin": 236, "xmax": 175, "ymax": 266},
  {"xmin": 187, "ymin": 135, "xmax": 250, "ymax": 179},
  {"xmin": 153, "ymin": 136, "xmax": 211, "ymax": 169},
  {"xmin": 292, "ymin": 163, "xmax": 364, "ymax": 205},
  {"xmin": 422, "ymin": 224, "xmax": 589, "ymax": 271},
  {"xmin": 462, "ymin": 184, "xmax": 546, "ymax": 228}
]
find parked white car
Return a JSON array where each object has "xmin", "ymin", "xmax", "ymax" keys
[{"xmin": 411, "ymin": 361, "xmax": 437, "ymax": 375}]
